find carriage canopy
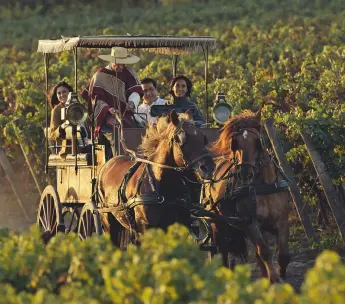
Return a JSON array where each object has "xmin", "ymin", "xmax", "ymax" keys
[{"xmin": 37, "ymin": 35, "xmax": 217, "ymax": 54}]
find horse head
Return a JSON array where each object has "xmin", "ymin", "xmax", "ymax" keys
[
  {"xmin": 230, "ymin": 110, "xmax": 263, "ymax": 185},
  {"xmin": 213, "ymin": 109, "xmax": 263, "ymax": 186},
  {"xmin": 169, "ymin": 110, "xmax": 215, "ymax": 180}
]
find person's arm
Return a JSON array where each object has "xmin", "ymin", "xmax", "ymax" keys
[
  {"xmin": 49, "ymin": 105, "xmax": 64, "ymax": 140},
  {"xmin": 192, "ymin": 105, "xmax": 206, "ymax": 128},
  {"xmin": 124, "ymin": 67, "xmax": 144, "ymax": 103},
  {"xmin": 128, "ymin": 92, "xmax": 141, "ymax": 110}
]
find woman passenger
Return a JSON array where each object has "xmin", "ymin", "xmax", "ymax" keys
[
  {"xmin": 48, "ymin": 81, "xmax": 73, "ymax": 140},
  {"xmin": 167, "ymin": 75, "xmax": 206, "ymax": 127}
]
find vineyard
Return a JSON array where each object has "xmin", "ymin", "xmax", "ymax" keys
[
  {"xmin": 1, "ymin": 224, "xmax": 345, "ymax": 303},
  {"xmin": 1, "ymin": 0, "xmax": 345, "ymax": 301}
]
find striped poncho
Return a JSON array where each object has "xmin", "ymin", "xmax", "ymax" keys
[{"xmin": 81, "ymin": 65, "xmax": 143, "ymax": 136}]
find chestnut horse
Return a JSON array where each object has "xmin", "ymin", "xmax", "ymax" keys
[
  {"xmin": 202, "ymin": 110, "xmax": 290, "ymax": 283},
  {"xmin": 97, "ymin": 111, "xmax": 215, "ymax": 246}
]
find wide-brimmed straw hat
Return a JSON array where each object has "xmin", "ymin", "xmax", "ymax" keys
[{"xmin": 98, "ymin": 47, "xmax": 140, "ymax": 64}]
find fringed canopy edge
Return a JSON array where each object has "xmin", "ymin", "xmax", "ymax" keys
[{"xmin": 37, "ymin": 35, "xmax": 217, "ymax": 54}]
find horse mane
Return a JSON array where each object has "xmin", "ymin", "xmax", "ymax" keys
[
  {"xmin": 138, "ymin": 113, "xmax": 191, "ymax": 160},
  {"xmin": 211, "ymin": 110, "xmax": 261, "ymax": 155}
]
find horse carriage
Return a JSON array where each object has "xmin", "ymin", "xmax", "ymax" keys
[
  {"xmin": 36, "ymin": 35, "xmax": 226, "ymax": 244},
  {"xmin": 36, "ymin": 35, "xmax": 291, "ymax": 283}
]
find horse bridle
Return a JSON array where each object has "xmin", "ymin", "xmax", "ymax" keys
[
  {"xmin": 171, "ymin": 121, "xmax": 211, "ymax": 171},
  {"xmin": 231, "ymin": 128, "xmax": 264, "ymax": 179}
]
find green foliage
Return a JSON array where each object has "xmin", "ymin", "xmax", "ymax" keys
[
  {"xmin": 1, "ymin": 225, "xmax": 345, "ymax": 303},
  {"xmin": 1, "ymin": 0, "xmax": 345, "ymax": 204},
  {"xmin": 300, "ymin": 250, "xmax": 345, "ymax": 304}
]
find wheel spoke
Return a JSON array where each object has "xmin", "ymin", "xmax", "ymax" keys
[
  {"xmin": 91, "ymin": 215, "xmax": 96, "ymax": 233},
  {"xmin": 42, "ymin": 197, "xmax": 49, "ymax": 230},
  {"xmin": 47, "ymin": 195, "xmax": 52, "ymax": 229},
  {"xmin": 89, "ymin": 211, "xmax": 94, "ymax": 235},
  {"xmin": 39, "ymin": 216, "xmax": 48, "ymax": 231},
  {"xmin": 82, "ymin": 217, "xmax": 87, "ymax": 236},
  {"xmin": 86, "ymin": 211, "xmax": 91, "ymax": 236},
  {"xmin": 48, "ymin": 199, "xmax": 56, "ymax": 232},
  {"xmin": 50, "ymin": 207, "xmax": 57, "ymax": 234}
]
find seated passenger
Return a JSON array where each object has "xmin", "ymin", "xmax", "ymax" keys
[
  {"xmin": 48, "ymin": 80, "xmax": 73, "ymax": 141},
  {"xmin": 137, "ymin": 77, "xmax": 165, "ymax": 125},
  {"xmin": 166, "ymin": 75, "xmax": 206, "ymax": 127},
  {"xmin": 48, "ymin": 81, "xmax": 73, "ymax": 157}
]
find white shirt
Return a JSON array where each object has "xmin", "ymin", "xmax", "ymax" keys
[{"xmin": 136, "ymin": 97, "xmax": 165, "ymax": 124}]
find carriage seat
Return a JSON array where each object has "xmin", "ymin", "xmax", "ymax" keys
[{"xmin": 44, "ymin": 124, "xmax": 90, "ymax": 156}]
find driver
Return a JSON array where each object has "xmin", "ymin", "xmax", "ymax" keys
[{"xmin": 81, "ymin": 47, "xmax": 143, "ymax": 158}]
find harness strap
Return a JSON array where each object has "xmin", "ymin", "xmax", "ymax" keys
[
  {"xmin": 119, "ymin": 161, "xmax": 142, "ymax": 203},
  {"xmin": 99, "ymin": 194, "xmax": 191, "ymax": 212},
  {"xmin": 133, "ymin": 152, "xmax": 211, "ymax": 172},
  {"xmin": 226, "ymin": 180, "xmax": 290, "ymax": 200}
]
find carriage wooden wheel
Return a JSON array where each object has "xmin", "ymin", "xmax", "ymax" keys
[
  {"xmin": 78, "ymin": 202, "xmax": 103, "ymax": 240},
  {"xmin": 37, "ymin": 185, "xmax": 65, "ymax": 243}
]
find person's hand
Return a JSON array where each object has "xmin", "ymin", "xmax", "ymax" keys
[
  {"xmin": 108, "ymin": 107, "xmax": 116, "ymax": 115},
  {"xmin": 60, "ymin": 121, "xmax": 70, "ymax": 129},
  {"xmin": 126, "ymin": 101, "xmax": 136, "ymax": 112}
]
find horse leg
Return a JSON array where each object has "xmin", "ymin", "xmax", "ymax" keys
[
  {"xmin": 255, "ymin": 252, "xmax": 268, "ymax": 277},
  {"xmin": 254, "ymin": 230, "xmax": 269, "ymax": 277},
  {"xmin": 211, "ymin": 222, "xmax": 230, "ymax": 267},
  {"xmin": 227, "ymin": 227, "xmax": 248, "ymax": 269},
  {"xmin": 244, "ymin": 221, "xmax": 281, "ymax": 283},
  {"xmin": 276, "ymin": 221, "xmax": 290, "ymax": 279}
]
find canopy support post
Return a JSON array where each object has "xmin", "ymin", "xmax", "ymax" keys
[
  {"xmin": 172, "ymin": 55, "xmax": 179, "ymax": 78},
  {"xmin": 73, "ymin": 47, "xmax": 78, "ymax": 92},
  {"xmin": 202, "ymin": 46, "xmax": 209, "ymax": 123},
  {"xmin": 44, "ymin": 53, "xmax": 50, "ymax": 175}
]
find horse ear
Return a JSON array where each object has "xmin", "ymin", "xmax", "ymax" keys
[
  {"xmin": 185, "ymin": 109, "xmax": 193, "ymax": 121},
  {"xmin": 170, "ymin": 110, "xmax": 179, "ymax": 126},
  {"xmin": 255, "ymin": 108, "xmax": 262, "ymax": 121}
]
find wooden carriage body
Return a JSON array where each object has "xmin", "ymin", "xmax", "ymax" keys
[{"xmin": 49, "ymin": 128, "xmax": 220, "ymax": 205}]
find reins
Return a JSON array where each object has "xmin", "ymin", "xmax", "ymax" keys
[
  {"xmin": 183, "ymin": 160, "xmax": 235, "ymax": 185},
  {"xmin": 114, "ymin": 111, "xmax": 210, "ymax": 172}
]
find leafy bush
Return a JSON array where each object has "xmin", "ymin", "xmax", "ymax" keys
[{"xmin": 0, "ymin": 225, "xmax": 345, "ymax": 303}]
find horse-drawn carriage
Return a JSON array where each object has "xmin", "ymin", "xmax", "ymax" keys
[
  {"xmin": 36, "ymin": 35, "xmax": 225, "ymax": 243},
  {"xmin": 36, "ymin": 35, "xmax": 291, "ymax": 283}
]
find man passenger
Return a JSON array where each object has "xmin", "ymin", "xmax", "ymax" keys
[{"xmin": 137, "ymin": 77, "xmax": 165, "ymax": 124}]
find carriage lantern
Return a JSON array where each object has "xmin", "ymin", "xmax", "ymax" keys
[
  {"xmin": 212, "ymin": 92, "xmax": 232, "ymax": 125},
  {"xmin": 62, "ymin": 92, "xmax": 88, "ymax": 126}
]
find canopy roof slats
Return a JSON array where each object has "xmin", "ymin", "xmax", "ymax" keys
[{"xmin": 37, "ymin": 35, "xmax": 217, "ymax": 54}]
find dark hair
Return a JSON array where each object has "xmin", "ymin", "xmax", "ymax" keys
[
  {"xmin": 169, "ymin": 75, "xmax": 193, "ymax": 97},
  {"xmin": 141, "ymin": 77, "xmax": 157, "ymax": 89},
  {"xmin": 49, "ymin": 81, "xmax": 73, "ymax": 108}
]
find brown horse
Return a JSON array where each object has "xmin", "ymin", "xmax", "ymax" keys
[
  {"xmin": 97, "ymin": 110, "xmax": 215, "ymax": 246},
  {"xmin": 202, "ymin": 110, "xmax": 290, "ymax": 283}
]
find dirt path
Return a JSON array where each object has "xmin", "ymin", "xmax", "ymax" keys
[
  {"xmin": 249, "ymin": 239, "xmax": 345, "ymax": 292},
  {"xmin": 0, "ymin": 177, "xmax": 38, "ymax": 231}
]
